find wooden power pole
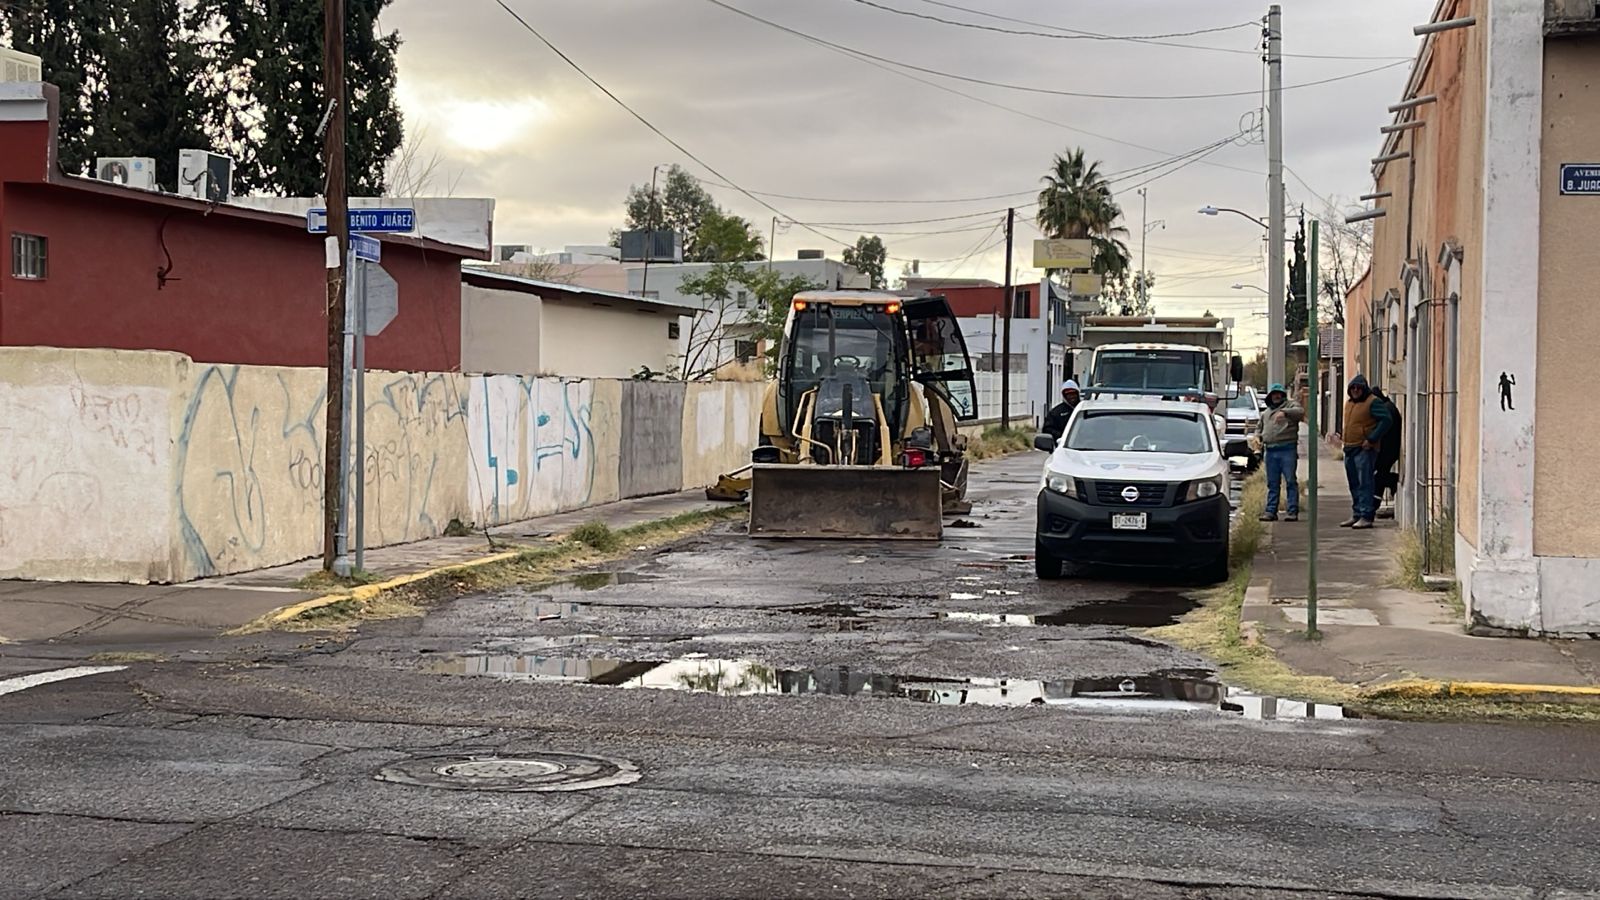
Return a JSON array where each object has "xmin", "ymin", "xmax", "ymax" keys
[
  {"xmin": 1000, "ymin": 208, "xmax": 1015, "ymax": 430},
  {"xmin": 321, "ymin": 0, "xmax": 348, "ymax": 570}
]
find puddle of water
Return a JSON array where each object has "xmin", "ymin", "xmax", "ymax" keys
[
  {"xmin": 1031, "ymin": 591, "xmax": 1200, "ymax": 628},
  {"xmin": 561, "ymin": 572, "xmax": 659, "ymax": 592},
  {"xmin": 435, "ymin": 654, "xmax": 1358, "ymax": 720},
  {"xmin": 435, "ymin": 653, "xmax": 1228, "ymax": 711}
]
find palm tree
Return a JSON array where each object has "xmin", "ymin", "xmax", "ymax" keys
[{"xmin": 1036, "ymin": 148, "xmax": 1131, "ymax": 283}]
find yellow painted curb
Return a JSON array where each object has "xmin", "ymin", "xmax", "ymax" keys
[
  {"xmin": 1362, "ymin": 678, "xmax": 1600, "ymax": 703},
  {"xmin": 255, "ymin": 549, "xmax": 524, "ymax": 628}
]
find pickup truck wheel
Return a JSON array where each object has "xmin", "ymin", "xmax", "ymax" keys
[
  {"xmin": 1201, "ymin": 543, "xmax": 1230, "ymax": 585},
  {"xmin": 1035, "ymin": 539, "xmax": 1065, "ymax": 580}
]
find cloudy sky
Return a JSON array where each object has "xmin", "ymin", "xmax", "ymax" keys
[{"xmin": 380, "ymin": 0, "xmax": 1431, "ymax": 351}]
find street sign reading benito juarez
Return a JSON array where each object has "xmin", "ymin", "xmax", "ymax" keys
[
  {"xmin": 1033, "ymin": 238, "xmax": 1092, "ymax": 269},
  {"xmin": 1559, "ymin": 164, "xmax": 1600, "ymax": 195}
]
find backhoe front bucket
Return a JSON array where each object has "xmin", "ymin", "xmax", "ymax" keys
[{"xmin": 748, "ymin": 464, "xmax": 943, "ymax": 540}]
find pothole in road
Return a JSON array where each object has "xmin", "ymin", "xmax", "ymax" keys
[
  {"xmin": 375, "ymin": 751, "xmax": 642, "ymax": 792},
  {"xmin": 431, "ymin": 653, "xmax": 1356, "ymax": 720},
  {"xmin": 1031, "ymin": 591, "xmax": 1201, "ymax": 628}
]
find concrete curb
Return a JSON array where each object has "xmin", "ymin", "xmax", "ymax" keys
[
  {"xmin": 1362, "ymin": 678, "xmax": 1600, "ymax": 704},
  {"xmin": 248, "ymin": 549, "xmax": 525, "ymax": 630}
]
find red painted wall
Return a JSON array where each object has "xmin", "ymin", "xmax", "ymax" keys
[
  {"xmin": 1, "ymin": 182, "xmax": 464, "ymax": 371},
  {"xmin": 940, "ymin": 285, "xmax": 1039, "ymax": 319}
]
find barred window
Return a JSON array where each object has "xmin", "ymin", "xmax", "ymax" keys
[{"xmin": 11, "ymin": 233, "xmax": 47, "ymax": 279}]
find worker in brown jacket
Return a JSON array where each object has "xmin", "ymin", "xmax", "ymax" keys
[{"xmin": 1339, "ymin": 374, "xmax": 1393, "ymax": 529}]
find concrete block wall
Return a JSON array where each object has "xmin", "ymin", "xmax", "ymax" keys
[{"xmin": 0, "ymin": 348, "xmax": 762, "ymax": 584}]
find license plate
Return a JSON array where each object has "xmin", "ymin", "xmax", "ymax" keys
[{"xmin": 1111, "ymin": 513, "xmax": 1148, "ymax": 531}]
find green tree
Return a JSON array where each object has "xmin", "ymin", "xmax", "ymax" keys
[
  {"xmin": 97, "ymin": 0, "xmax": 209, "ymax": 188},
  {"xmin": 693, "ymin": 208, "xmax": 765, "ymax": 263},
  {"xmin": 1103, "ymin": 270, "xmax": 1155, "ymax": 317},
  {"xmin": 842, "ymin": 235, "xmax": 888, "ymax": 289},
  {"xmin": 3, "ymin": 0, "xmax": 115, "ymax": 176},
  {"xmin": 679, "ymin": 262, "xmax": 817, "ymax": 377},
  {"xmin": 1287, "ymin": 219, "xmax": 1308, "ymax": 342},
  {"xmin": 1035, "ymin": 147, "xmax": 1131, "ymax": 283},
  {"xmin": 623, "ymin": 164, "xmax": 713, "ymax": 251},
  {"xmin": 194, "ymin": 0, "xmax": 404, "ymax": 195},
  {"xmin": 622, "ymin": 165, "xmax": 764, "ymax": 262}
]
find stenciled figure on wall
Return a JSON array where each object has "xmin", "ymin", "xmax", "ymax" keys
[{"xmin": 1499, "ymin": 371, "xmax": 1516, "ymax": 411}]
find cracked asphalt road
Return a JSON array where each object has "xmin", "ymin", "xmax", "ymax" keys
[{"xmin": 3, "ymin": 454, "xmax": 1599, "ymax": 898}]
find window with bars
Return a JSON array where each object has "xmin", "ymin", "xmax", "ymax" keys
[{"xmin": 11, "ymin": 233, "xmax": 47, "ymax": 279}]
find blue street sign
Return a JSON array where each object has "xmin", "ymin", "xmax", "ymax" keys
[
  {"xmin": 306, "ymin": 207, "xmax": 417, "ymax": 234},
  {"xmin": 350, "ymin": 234, "xmax": 382, "ymax": 263},
  {"xmin": 1559, "ymin": 164, "xmax": 1600, "ymax": 196}
]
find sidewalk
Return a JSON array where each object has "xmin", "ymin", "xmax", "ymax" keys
[
  {"xmin": 1245, "ymin": 441, "xmax": 1600, "ymax": 690},
  {"xmin": 0, "ymin": 490, "xmax": 723, "ymax": 646}
]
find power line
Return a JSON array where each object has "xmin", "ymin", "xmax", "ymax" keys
[
  {"xmin": 911, "ymin": 0, "xmax": 1412, "ymax": 60},
  {"xmin": 851, "ymin": 0, "xmax": 1258, "ymax": 43},
  {"xmin": 706, "ymin": 1, "xmax": 1411, "ymax": 102},
  {"xmin": 715, "ymin": 3, "xmax": 1269, "ymax": 180},
  {"xmin": 489, "ymin": 0, "xmax": 878, "ymax": 260}
]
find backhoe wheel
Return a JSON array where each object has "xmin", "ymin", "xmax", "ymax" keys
[{"xmin": 1035, "ymin": 539, "xmax": 1065, "ymax": 580}]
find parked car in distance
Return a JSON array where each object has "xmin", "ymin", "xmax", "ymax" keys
[
  {"xmin": 1222, "ymin": 384, "xmax": 1261, "ymax": 467},
  {"xmin": 1034, "ymin": 397, "xmax": 1231, "ymax": 583}
]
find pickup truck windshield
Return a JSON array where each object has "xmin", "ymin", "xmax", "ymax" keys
[
  {"xmin": 1226, "ymin": 391, "xmax": 1257, "ymax": 411},
  {"xmin": 1066, "ymin": 411, "xmax": 1211, "ymax": 454},
  {"xmin": 1091, "ymin": 350, "xmax": 1210, "ymax": 392}
]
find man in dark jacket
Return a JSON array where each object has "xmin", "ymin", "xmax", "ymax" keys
[
  {"xmin": 1340, "ymin": 374, "xmax": 1393, "ymax": 530},
  {"xmin": 1370, "ymin": 386, "xmax": 1402, "ymax": 517},
  {"xmin": 1042, "ymin": 379, "xmax": 1081, "ymax": 441},
  {"xmin": 1257, "ymin": 383, "xmax": 1304, "ymax": 522}
]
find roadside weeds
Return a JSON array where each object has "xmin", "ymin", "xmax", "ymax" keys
[
  {"xmin": 1148, "ymin": 471, "xmax": 1359, "ymax": 706},
  {"xmin": 1152, "ymin": 472, "xmax": 1600, "ymax": 722},
  {"xmin": 966, "ymin": 426, "xmax": 1035, "ymax": 460},
  {"xmin": 232, "ymin": 507, "xmax": 745, "ymax": 634}
]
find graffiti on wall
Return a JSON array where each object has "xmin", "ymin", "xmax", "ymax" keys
[
  {"xmin": 469, "ymin": 376, "xmax": 603, "ymax": 525},
  {"xmin": 0, "ymin": 383, "xmax": 171, "ymax": 579},
  {"xmin": 174, "ymin": 365, "xmax": 469, "ymax": 579}
]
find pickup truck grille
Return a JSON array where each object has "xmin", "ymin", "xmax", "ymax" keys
[{"xmin": 1090, "ymin": 481, "xmax": 1172, "ymax": 508}]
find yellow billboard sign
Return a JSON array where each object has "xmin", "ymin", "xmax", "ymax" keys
[
  {"xmin": 1032, "ymin": 238, "xmax": 1092, "ymax": 269},
  {"xmin": 1068, "ymin": 273, "xmax": 1104, "ymax": 296}
]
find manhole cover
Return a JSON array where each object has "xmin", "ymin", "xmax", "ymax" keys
[{"xmin": 375, "ymin": 751, "xmax": 641, "ymax": 792}]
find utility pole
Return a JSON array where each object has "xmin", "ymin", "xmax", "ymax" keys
[
  {"xmin": 768, "ymin": 215, "xmax": 777, "ymax": 271},
  {"xmin": 640, "ymin": 164, "xmax": 662, "ymax": 297},
  {"xmin": 1138, "ymin": 188, "xmax": 1153, "ymax": 315},
  {"xmin": 1000, "ymin": 208, "xmax": 1014, "ymax": 430},
  {"xmin": 1265, "ymin": 4, "xmax": 1287, "ymax": 388},
  {"xmin": 321, "ymin": 0, "xmax": 348, "ymax": 572},
  {"xmin": 1306, "ymin": 218, "xmax": 1320, "ymax": 637}
]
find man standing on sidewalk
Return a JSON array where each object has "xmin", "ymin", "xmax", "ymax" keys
[
  {"xmin": 1257, "ymin": 383, "xmax": 1304, "ymax": 522},
  {"xmin": 1340, "ymin": 374, "xmax": 1393, "ymax": 530}
]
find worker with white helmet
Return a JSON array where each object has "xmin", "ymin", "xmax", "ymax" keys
[{"xmin": 1042, "ymin": 379, "xmax": 1082, "ymax": 441}]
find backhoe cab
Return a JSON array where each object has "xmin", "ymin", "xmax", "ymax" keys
[{"xmin": 707, "ymin": 291, "xmax": 978, "ymax": 539}]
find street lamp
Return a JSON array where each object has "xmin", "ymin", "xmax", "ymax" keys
[
  {"xmin": 1232, "ymin": 283, "xmax": 1268, "ymax": 294},
  {"xmin": 1198, "ymin": 205, "xmax": 1268, "ymax": 229}
]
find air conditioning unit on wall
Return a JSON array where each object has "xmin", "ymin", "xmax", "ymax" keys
[
  {"xmin": 0, "ymin": 47, "xmax": 42, "ymax": 83},
  {"xmin": 177, "ymin": 149, "xmax": 234, "ymax": 202},
  {"xmin": 95, "ymin": 157, "xmax": 157, "ymax": 190}
]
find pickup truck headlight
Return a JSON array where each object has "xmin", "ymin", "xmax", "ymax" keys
[
  {"xmin": 1043, "ymin": 470, "xmax": 1079, "ymax": 498},
  {"xmin": 1183, "ymin": 475, "xmax": 1225, "ymax": 502},
  {"xmin": 1243, "ymin": 420, "xmax": 1259, "ymax": 433}
]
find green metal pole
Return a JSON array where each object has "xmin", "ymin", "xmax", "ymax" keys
[{"xmin": 1306, "ymin": 219, "xmax": 1320, "ymax": 638}]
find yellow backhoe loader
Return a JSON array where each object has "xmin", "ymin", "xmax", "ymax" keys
[{"xmin": 706, "ymin": 291, "xmax": 980, "ymax": 539}]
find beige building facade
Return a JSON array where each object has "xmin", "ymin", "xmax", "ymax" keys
[
  {"xmin": 1345, "ymin": 0, "xmax": 1600, "ymax": 634},
  {"xmin": 460, "ymin": 271, "xmax": 698, "ymax": 380}
]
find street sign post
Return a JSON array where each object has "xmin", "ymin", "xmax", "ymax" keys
[
  {"xmin": 350, "ymin": 234, "xmax": 381, "ymax": 263},
  {"xmin": 1558, "ymin": 164, "xmax": 1600, "ymax": 195},
  {"xmin": 341, "ymin": 258, "xmax": 399, "ymax": 573},
  {"xmin": 306, "ymin": 207, "xmax": 416, "ymax": 234}
]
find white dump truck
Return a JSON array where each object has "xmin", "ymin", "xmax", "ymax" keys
[{"xmin": 1069, "ymin": 316, "xmax": 1244, "ymax": 446}]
